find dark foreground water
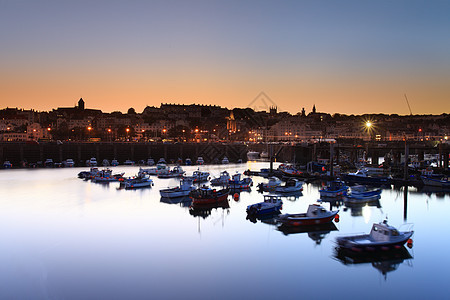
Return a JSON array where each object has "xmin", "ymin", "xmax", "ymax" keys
[{"xmin": 0, "ymin": 162, "xmax": 449, "ymax": 299}]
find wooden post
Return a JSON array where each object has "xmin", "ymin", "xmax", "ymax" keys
[{"xmin": 404, "ymin": 141, "xmax": 409, "ymax": 180}]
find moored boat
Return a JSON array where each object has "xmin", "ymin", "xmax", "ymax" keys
[
  {"xmin": 274, "ymin": 178, "xmax": 303, "ymax": 193},
  {"xmin": 343, "ymin": 168, "xmax": 391, "ymax": 185},
  {"xmin": 183, "ymin": 170, "xmax": 210, "ymax": 183},
  {"xmin": 210, "ymin": 171, "xmax": 231, "ymax": 186},
  {"xmin": 159, "ymin": 179, "xmax": 195, "ymax": 198},
  {"xmin": 246, "ymin": 195, "xmax": 283, "ymax": 216},
  {"xmin": 228, "ymin": 172, "xmax": 253, "ymax": 189},
  {"xmin": 257, "ymin": 176, "xmax": 282, "ymax": 192},
  {"xmin": 421, "ymin": 176, "xmax": 450, "ymax": 188},
  {"xmin": 123, "ymin": 174, "xmax": 154, "ymax": 189},
  {"xmin": 3, "ymin": 160, "xmax": 12, "ymax": 169},
  {"xmin": 336, "ymin": 220, "xmax": 414, "ymax": 252},
  {"xmin": 222, "ymin": 156, "xmax": 229, "ymax": 164},
  {"xmin": 189, "ymin": 186, "xmax": 229, "ymax": 206},
  {"xmin": 319, "ymin": 180, "xmax": 348, "ymax": 198},
  {"xmin": 278, "ymin": 204, "xmax": 339, "ymax": 226},
  {"xmin": 157, "ymin": 165, "xmax": 185, "ymax": 178}
]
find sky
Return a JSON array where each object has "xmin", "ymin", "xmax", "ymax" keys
[{"xmin": 1, "ymin": 0, "xmax": 449, "ymax": 115}]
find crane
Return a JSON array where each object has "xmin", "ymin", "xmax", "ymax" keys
[{"xmin": 404, "ymin": 94, "xmax": 412, "ymax": 115}]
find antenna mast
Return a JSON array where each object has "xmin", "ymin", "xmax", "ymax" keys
[{"xmin": 404, "ymin": 94, "xmax": 412, "ymax": 115}]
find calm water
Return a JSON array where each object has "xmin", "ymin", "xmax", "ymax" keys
[{"xmin": 0, "ymin": 162, "xmax": 449, "ymax": 299}]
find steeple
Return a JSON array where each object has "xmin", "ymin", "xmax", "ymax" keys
[
  {"xmin": 312, "ymin": 104, "xmax": 316, "ymax": 114},
  {"xmin": 78, "ymin": 98, "xmax": 85, "ymax": 110}
]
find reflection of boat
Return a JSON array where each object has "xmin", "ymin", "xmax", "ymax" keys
[
  {"xmin": 189, "ymin": 186, "xmax": 229, "ymax": 206},
  {"xmin": 246, "ymin": 195, "xmax": 283, "ymax": 216},
  {"xmin": 228, "ymin": 172, "xmax": 253, "ymax": 189},
  {"xmin": 160, "ymin": 196, "xmax": 192, "ymax": 207},
  {"xmin": 274, "ymin": 178, "xmax": 303, "ymax": 193},
  {"xmin": 210, "ymin": 171, "xmax": 231, "ymax": 186},
  {"xmin": 189, "ymin": 200, "xmax": 230, "ymax": 219},
  {"xmin": 257, "ymin": 177, "xmax": 282, "ymax": 192},
  {"xmin": 334, "ymin": 246, "xmax": 413, "ymax": 279},
  {"xmin": 336, "ymin": 220, "xmax": 413, "ymax": 251},
  {"xmin": 278, "ymin": 204, "xmax": 339, "ymax": 226},
  {"xmin": 344, "ymin": 199, "xmax": 381, "ymax": 216},
  {"xmin": 278, "ymin": 222, "xmax": 338, "ymax": 244},
  {"xmin": 159, "ymin": 179, "xmax": 194, "ymax": 198},
  {"xmin": 319, "ymin": 180, "xmax": 348, "ymax": 198}
]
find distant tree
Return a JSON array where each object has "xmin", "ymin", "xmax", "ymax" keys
[{"xmin": 127, "ymin": 107, "xmax": 136, "ymax": 114}]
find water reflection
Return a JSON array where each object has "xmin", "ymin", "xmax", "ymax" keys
[
  {"xmin": 343, "ymin": 199, "xmax": 382, "ymax": 217},
  {"xmin": 189, "ymin": 199, "xmax": 230, "ymax": 219},
  {"xmin": 334, "ymin": 246, "xmax": 413, "ymax": 280},
  {"xmin": 160, "ymin": 196, "xmax": 192, "ymax": 207},
  {"xmin": 274, "ymin": 191, "xmax": 303, "ymax": 201},
  {"xmin": 278, "ymin": 223, "xmax": 338, "ymax": 245},
  {"xmin": 246, "ymin": 211, "xmax": 280, "ymax": 225}
]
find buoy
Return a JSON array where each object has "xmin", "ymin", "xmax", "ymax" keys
[
  {"xmin": 334, "ymin": 214, "xmax": 340, "ymax": 222},
  {"xmin": 407, "ymin": 239, "xmax": 413, "ymax": 248},
  {"xmin": 233, "ymin": 193, "xmax": 239, "ymax": 201}
]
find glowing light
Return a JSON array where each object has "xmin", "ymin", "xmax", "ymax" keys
[
  {"xmin": 365, "ymin": 121, "xmax": 372, "ymax": 128},
  {"xmin": 87, "ymin": 126, "xmax": 92, "ymax": 131}
]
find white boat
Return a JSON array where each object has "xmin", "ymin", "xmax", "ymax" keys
[
  {"xmin": 92, "ymin": 169, "xmax": 124, "ymax": 183},
  {"xmin": 196, "ymin": 157, "xmax": 204, "ymax": 165},
  {"xmin": 63, "ymin": 159, "xmax": 75, "ymax": 167},
  {"xmin": 336, "ymin": 220, "xmax": 414, "ymax": 251},
  {"xmin": 158, "ymin": 166, "xmax": 185, "ymax": 178},
  {"xmin": 3, "ymin": 161, "xmax": 12, "ymax": 169},
  {"xmin": 278, "ymin": 204, "xmax": 338, "ymax": 226},
  {"xmin": 102, "ymin": 159, "xmax": 110, "ymax": 166},
  {"xmin": 257, "ymin": 177, "xmax": 282, "ymax": 192},
  {"xmin": 184, "ymin": 170, "xmax": 210, "ymax": 183},
  {"xmin": 158, "ymin": 158, "xmax": 167, "ymax": 164},
  {"xmin": 247, "ymin": 151, "xmax": 259, "ymax": 160},
  {"xmin": 147, "ymin": 158, "xmax": 155, "ymax": 166},
  {"xmin": 247, "ymin": 195, "xmax": 283, "ymax": 216},
  {"xmin": 421, "ymin": 176, "xmax": 450, "ymax": 188},
  {"xmin": 111, "ymin": 159, "xmax": 119, "ymax": 166},
  {"xmin": 159, "ymin": 179, "xmax": 195, "ymax": 198},
  {"xmin": 222, "ymin": 157, "xmax": 229, "ymax": 164},
  {"xmin": 228, "ymin": 172, "xmax": 253, "ymax": 189},
  {"xmin": 124, "ymin": 160, "xmax": 135, "ymax": 165},
  {"xmin": 275, "ymin": 178, "xmax": 304, "ymax": 193},
  {"xmin": 260, "ymin": 151, "xmax": 269, "ymax": 159},
  {"xmin": 140, "ymin": 163, "xmax": 168, "ymax": 176},
  {"xmin": 210, "ymin": 171, "xmax": 231, "ymax": 186},
  {"xmin": 87, "ymin": 157, "xmax": 97, "ymax": 167},
  {"xmin": 124, "ymin": 175, "xmax": 153, "ymax": 189},
  {"xmin": 44, "ymin": 159, "xmax": 54, "ymax": 168}
]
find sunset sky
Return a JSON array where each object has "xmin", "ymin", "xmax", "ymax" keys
[{"xmin": 1, "ymin": 0, "xmax": 449, "ymax": 115}]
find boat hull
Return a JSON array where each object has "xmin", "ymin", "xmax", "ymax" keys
[
  {"xmin": 336, "ymin": 231, "xmax": 413, "ymax": 251},
  {"xmin": 278, "ymin": 211, "xmax": 338, "ymax": 226}
]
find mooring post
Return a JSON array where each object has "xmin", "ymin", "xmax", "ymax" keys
[{"xmin": 404, "ymin": 141, "xmax": 409, "ymax": 181}]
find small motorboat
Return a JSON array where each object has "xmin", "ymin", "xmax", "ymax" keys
[
  {"xmin": 280, "ymin": 164, "xmax": 306, "ymax": 178},
  {"xmin": 147, "ymin": 158, "xmax": 155, "ymax": 166},
  {"xmin": 247, "ymin": 151, "xmax": 259, "ymax": 160},
  {"xmin": 78, "ymin": 167, "xmax": 100, "ymax": 179},
  {"xmin": 336, "ymin": 220, "xmax": 414, "ymax": 252},
  {"xmin": 278, "ymin": 204, "xmax": 339, "ymax": 226},
  {"xmin": 185, "ymin": 158, "xmax": 192, "ymax": 165},
  {"xmin": 319, "ymin": 180, "xmax": 348, "ymax": 198},
  {"xmin": 157, "ymin": 166, "xmax": 185, "ymax": 178},
  {"xmin": 44, "ymin": 159, "xmax": 54, "ymax": 168},
  {"xmin": 123, "ymin": 160, "xmax": 135, "ymax": 166},
  {"xmin": 184, "ymin": 170, "xmax": 210, "ymax": 183},
  {"xmin": 158, "ymin": 158, "xmax": 167, "ymax": 164},
  {"xmin": 345, "ymin": 185, "xmax": 382, "ymax": 203},
  {"xmin": 64, "ymin": 159, "xmax": 75, "ymax": 167},
  {"xmin": 210, "ymin": 171, "xmax": 231, "ymax": 186},
  {"xmin": 140, "ymin": 163, "xmax": 168, "ymax": 176},
  {"xmin": 159, "ymin": 178, "xmax": 195, "ymax": 198},
  {"xmin": 196, "ymin": 157, "xmax": 204, "ymax": 165},
  {"xmin": 3, "ymin": 160, "xmax": 12, "ymax": 169},
  {"xmin": 111, "ymin": 159, "xmax": 119, "ymax": 166},
  {"xmin": 228, "ymin": 172, "xmax": 253, "ymax": 189},
  {"xmin": 421, "ymin": 176, "xmax": 450, "ymax": 188},
  {"xmin": 123, "ymin": 174, "xmax": 154, "ymax": 189},
  {"xmin": 222, "ymin": 157, "xmax": 229, "ymax": 164},
  {"xmin": 102, "ymin": 159, "xmax": 110, "ymax": 166},
  {"xmin": 247, "ymin": 195, "xmax": 283, "ymax": 216},
  {"xmin": 87, "ymin": 157, "xmax": 98, "ymax": 167},
  {"xmin": 92, "ymin": 169, "xmax": 124, "ymax": 182},
  {"xmin": 343, "ymin": 168, "xmax": 391, "ymax": 185},
  {"xmin": 274, "ymin": 178, "xmax": 303, "ymax": 193},
  {"xmin": 189, "ymin": 186, "xmax": 229, "ymax": 206},
  {"xmin": 257, "ymin": 176, "xmax": 282, "ymax": 192}
]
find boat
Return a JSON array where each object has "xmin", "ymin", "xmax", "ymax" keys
[
  {"xmin": 44, "ymin": 159, "xmax": 54, "ymax": 168},
  {"xmin": 158, "ymin": 158, "xmax": 167, "ymax": 164},
  {"xmin": 228, "ymin": 172, "xmax": 253, "ymax": 189},
  {"xmin": 247, "ymin": 151, "xmax": 259, "ymax": 160},
  {"xmin": 196, "ymin": 157, "xmax": 204, "ymax": 165},
  {"xmin": 3, "ymin": 160, "xmax": 12, "ymax": 169},
  {"xmin": 140, "ymin": 163, "xmax": 168, "ymax": 176},
  {"xmin": 257, "ymin": 176, "xmax": 282, "ymax": 192},
  {"xmin": 185, "ymin": 158, "xmax": 192, "ymax": 165},
  {"xmin": 319, "ymin": 180, "xmax": 348, "ymax": 198},
  {"xmin": 157, "ymin": 165, "xmax": 185, "ymax": 178},
  {"xmin": 278, "ymin": 204, "xmax": 339, "ymax": 226},
  {"xmin": 210, "ymin": 171, "xmax": 231, "ymax": 186},
  {"xmin": 87, "ymin": 157, "xmax": 98, "ymax": 167},
  {"xmin": 147, "ymin": 158, "xmax": 155, "ymax": 166},
  {"xmin": 63, "ymin": 159, "xmax": 75, "ymax": 167},
  {"xmin": 260, "ymin": 151, "xmax": 269, "ymax": 159},
  {"xmin": 159, "ymin": 178, "xmax": 195, "ymax": 198},
  {"xmin": 123, "ymin": 159, "xmax": 135, "ymax": 166},
  {"xmin": 111, "ymin": 159, "xmax": 119, "ymax": 166},
  {"xmin": 343, "ymin": 168, "xmax": 391, "ymax": 185},
  {"xmin": 222, "ymin": 156, "xmax": 229, "ymax": 164},
  {"xmin": 421, "ymin": 176, "xmax": 450, "ymax": 188},
  {"xmin": 336, "ymin": 220, "xmax": 414, "ymax": 251},
  {"xmin": 183, "ymin": 170, "xmax": 210, "ymax": 183},
  {"xmin": 78, "ymin": 167, "xmax": 99, "ymax": 179},
  {"xmin": 274, "ymin": 178, "xmax": 303, "ymax": 193},
  {"xmin": 102, "ymin": 159, "xmax": 110, "ymax": 166},
  {"xmin": 280, "ymin": 164, "xmax": 306, "ymax": 178},
  {"xmin": 92, "ymin": 168, "xmax": 124, "ymax": 182},
  {"xmin": 246, "ymin": 195, "xmax": 283, "ymax": 216},
  {"xmin": 189, "ymin": 186, "xmax": 230, "ymax": 206},
  {"xmin": 123, "ymin": 174, "xmax": 154, "ymax": 189},
  {"xmin": 344, "ymin": 185, "xmax": 382, "ymax": 203}
]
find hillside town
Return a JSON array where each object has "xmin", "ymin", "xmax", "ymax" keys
[{"xmin": 1, "ymin": 98, "xmax": 449, "ymax": 143}]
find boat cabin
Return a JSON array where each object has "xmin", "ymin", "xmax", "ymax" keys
[
  {"xmin": 306, "ymin": 204, "xmax": 329, "ymax": 217},
  {"xmin": 369, "ymin": 221, "xmax": 400, "ymax": 242}
]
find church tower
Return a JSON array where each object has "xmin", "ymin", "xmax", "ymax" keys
[
  {"xmin": 312, "ymin": 104, "xmax": 316, "ymax": 114},
  {"xmin": 78, "ymin": 98, "xmax": 85, "ymax": 110}
]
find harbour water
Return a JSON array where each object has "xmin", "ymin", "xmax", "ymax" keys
[{"xmin": 0, "ymin": 162, "xmax": 449, "ymax": 299}]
